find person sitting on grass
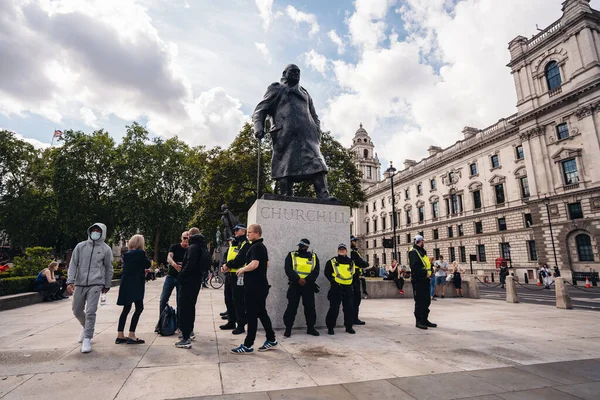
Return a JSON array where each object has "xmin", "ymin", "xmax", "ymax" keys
[{"xmin": 35, "ymin": 261, "xmax": 65, "ymax": 301}]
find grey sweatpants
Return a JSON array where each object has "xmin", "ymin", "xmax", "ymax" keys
[{"xmin": 72, "ymin": 286, "xmax": 102, "ymax": 339}]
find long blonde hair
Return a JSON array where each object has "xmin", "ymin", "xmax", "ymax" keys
[{"xmin": 128, "ymin": 234, "xmax": 145, "ymax": 250}]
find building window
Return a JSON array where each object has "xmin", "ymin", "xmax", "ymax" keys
[
  {"xmin": 475, "ymin": 221, "xmax": 483, "ymax": 234},
  {"xmin": 381, "ymin": 198, "xmax": 385, "ymax": 208},
  {"xmin": 562, "ymin": 159, "xmax": 579, "ymax": 185},
  {"xmin": 520, "ymin": 177, "xmax": 530, "ymax": 198},
  {"xmin": 432, "ymin": 202, "xmax": 439, "ymax": 218},
  {"xmin": 366, "ymin": 241, "xmax": 369, "ymax": 249},
  {"xmin": 366, "ymin": 222, "xmax": 369, "ymax": 234},
  {"xmin": 458, "ymin": 224, "xmax": 464, "ymax": 237},
  {"xmin": 568, "ymin": 202, "xmax": 584, "ymax": 220},
  {"xmin": 556, "ymin": 123, "xmax": 569, "ymax": 140},
  {"xmin": 418, "ymin": 206, "xmax": 425, "ymax": 222},
  {"xmin": 527, "ymin": 240, "xmax": 538, "ymax": 261},
  {"xmin": 545, "ymin": 61, "xmax": 562, "ymax": 91},
  {"xmin": 417, "ymin": 183, "xmax": 423, "ymax": 195},
  {"xmin": 406, "ymin": 233, "xmax": 411, "ymax": 244},
  {"xmin": 449, "ymin": 247, "xmax": 456, "ymax": 262},
  {"xmin": 434, "ymin": 248, "xmax": 441, "ymax": 260},
  {"xmin": 524, "ymin": 213, "xmax": 533, "ymax": 228},
  {"xmin": 447, "ymin": 226, "xmax": 454, "ymax": 238},
  {"xmin": 459, "ymin": 246, "xmax": 466, "ymax": 263},
  {"xmin": 449, "ymin": 171, "xmax": 455, "ymax": 183},
  {"xmin": 367, "ymin": 166, "xmax": 372, "ymax": 179},
  {"xmin": 382, "ymin": 216, "xmax": 386, "ymax": 231},
  {"xmin": 373, "ymin": 239, "xmax": 377, "ymax": 248},
  {"xmin": 365, "ymin": 204, "xmax": 369, "ymax": 213},
  {"xmin": 473, "ymin": 190, "xmax": 482, "ymax": 209},
  {"xmin": 470, "ymin": 163, "xmax": 477, "ymax": 176},
  {"xmin": 450, "ymin": 194, "xmax": 461, "ymax": 214},
  {"xmin": 515, "ymin": 145, "xmax": 524, "ymax": 160},
  {"xmin": 405, "ymin": 189, "xmax": 410, "ymax": 199},
  {"xmin": 495, "ymin": 184, "xmax": 505, "ymax": 204},
  {"xmin": 418, "ymin": 230, "xmax": 424, "ymax": 237},
  {"xmin": 373, "ymin": 201, "xmax": 377, "ymax": 211},
  {"xmin": 406, "ymin": 210, "xmax": 412, "ymax": 225},
  {"xmin": 373, "ymin": 219, "xmax": 378, "ymax": 232},
  {"xmin": 491, "ymin": 154, "xmax": 500, "ymax": 169},
  {"xmin": 430, "ymin": 179, "xmax": 436, "ymax": 190},
  {"xmin": 366, "ymin": 254, "xmax": 369, "ymax": 263},
  {"xmin": 433, "ymin": 229, "xmax": 439, "ymax": 240},
  {"xmin": 382, "ymin": 253, "xmax": 387, "ymax": 265},
  {"xmin": 576, "ymin": 234, "xmax": 594, "ymax": 262},
  {"xmin": 500, "ymin": 242, "xmax": 511, "ymax": 260},
  {"xmin": 477, "ymin": 245, "xmax": 486, "ymax": 262},
  {"xmin": 498, "ymin": 217, "xmax": 507, "ymax": 231}
]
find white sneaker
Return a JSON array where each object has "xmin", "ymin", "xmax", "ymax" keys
[
  {"xmin": 81, "ymin": 338, "xmax": 92, "ymax": 353},
  {"xmin": 78, "ymin": 329, "xmax": 85, "ymax": 343}
]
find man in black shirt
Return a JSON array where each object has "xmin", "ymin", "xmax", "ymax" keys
[
  {"xmin": 220, "ymin": 225, "xmax": 249, "ymax": 335},
  {"xmin": 350, "ymin": 236, "xmax": 369, "ymax": 325},
  {"xmin": 231, "ymin": 224, "xmax": 277, "ymax": 354},
  {"xmin": 159, "ymin": 231, "xmax": 189, "ymax": 316},
  {"xmin": 176, "ymin": 228, "xmax": 211, "ymax": 349}
]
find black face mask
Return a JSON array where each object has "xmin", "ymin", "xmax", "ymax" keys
[{"xmin": 298, "ymin": 246, "xmax": 309, "ymax": 252}]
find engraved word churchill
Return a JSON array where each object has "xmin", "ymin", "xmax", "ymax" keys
[
  {"xmin": 260, "ymin": 207, "xmax": 348, "ymax": 224},
  {"xmin": 253, "ymin": 64, "xmax": 335, "ymax": 201}
]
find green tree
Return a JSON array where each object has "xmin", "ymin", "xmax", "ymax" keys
[{"xmin": 12, "ymin": 246, "xmax": 54, "ymax": 276}]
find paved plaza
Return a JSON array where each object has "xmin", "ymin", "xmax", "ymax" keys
[{"xmin": 1, "ymin": 278, "xmax": 600, "ymax": 400}]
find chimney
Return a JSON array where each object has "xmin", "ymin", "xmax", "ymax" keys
[
  {"xmin": 404, "ymin": 159, "xmax": 417, "ymax": 169},
  {"xmin": 427, "ymin": 146, "xmax": 443, "ymax": 157},
  {"xmin": 462, "ymin": 126, "xmax": 479, "ymax": 140},
  {"xmin": 562, "ymin": 0, "xmax": 592, "ymax": 23},
  {"xmin": 508, "ymin": 36, "xmax": 528, "ymax": 60}
]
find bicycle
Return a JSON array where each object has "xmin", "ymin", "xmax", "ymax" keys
[{"xmin": 206, "ymin": 267, "xmax": 224, "ymax": 289}]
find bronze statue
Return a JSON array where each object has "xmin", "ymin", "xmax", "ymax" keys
[
  {"xmin": 220, "ymin": 204, "xmax": 240, "ymax": 240},
  {"xmin": 253, "ymin": 64, "xmax": 333, "ymax": 200}
]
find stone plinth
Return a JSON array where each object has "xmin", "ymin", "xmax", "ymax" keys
[
  {"xmin": 467, "ymin": 276, "xmax": 480, "ymax": 299},
  {"xmin": 506, "ymin": 276, "xmax": 519, "ymax": 303},
  {"xmin": 555, "ymin": 278, "xmax": 573, "ymax": 309},
  {"xmin": 247, "ymin": 198, "xmax": 350, "ymax": 329}
]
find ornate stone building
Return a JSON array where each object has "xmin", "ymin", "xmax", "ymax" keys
[{"xmin": 350, "ymin": 0, "xmax": 600, "ymax": 281}]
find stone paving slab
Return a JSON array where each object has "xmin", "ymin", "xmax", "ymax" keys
[{"xmin": 1, "ymin": 278, "xmax": 600, "ymax": 400}]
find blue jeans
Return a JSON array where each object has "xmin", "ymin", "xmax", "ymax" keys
[
  {"xmin": 159, "ymin": 275, "xmax": 180, "ymax": 315},
  {"xmin": 430, "ymin": 277, "xmax": 436, "ymax": 297}
]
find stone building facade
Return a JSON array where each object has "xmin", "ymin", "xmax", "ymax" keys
[{"xmin": 349, "ymin": 0, "xmax": 600, "ymax": 281}]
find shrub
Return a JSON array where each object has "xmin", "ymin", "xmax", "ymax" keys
[
  {"xmin": 0, "ymin": 276, "xmax": 37, "ymax": 296},
  {"xmin": 113, "ymin": 268, "xmax": 123, "ymax": 279},
  {"xmin": 11, "ymin": 247, "xmax": 53, "ymax": 277}
]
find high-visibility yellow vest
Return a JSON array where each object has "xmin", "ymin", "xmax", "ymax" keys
[
  {"xmin": 411, "ymin": 248, "xmax": 432, "ymax": 278},
  {"xmin": 291, "ymin": 252, "xmax": 316, "ymax": 279},
  {"xmin": 330, "ymin": 258, "xmax": 355, "ymax": 285},
  {"xmin": 226, "ymin": 241, "xmax": 247, "ymax": 272},
  {"xmin": 352, "ymin": 249, "xmax": 364, "ymax": 274}
]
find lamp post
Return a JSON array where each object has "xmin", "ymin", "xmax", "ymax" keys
[
  {"xmin": 544, "ymin": 197, "xmax": 559, "ymax": 270},
  {"xmin": 386, "ymin": 161, "xmax": 398, "ymax": 262}
]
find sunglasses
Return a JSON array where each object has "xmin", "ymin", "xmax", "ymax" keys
[{"xmin": 182, "ymin": 237, "xmax": 189, "ymax": 240}]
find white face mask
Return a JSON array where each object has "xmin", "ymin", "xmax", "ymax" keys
[{"xmin": 90, "ymin": 231, "xmax": 101, "ymax": 241}]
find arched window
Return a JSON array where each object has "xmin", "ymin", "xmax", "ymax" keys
[
  {"xmin": 364, "ymin": 149, "xmax": 369, "ymax": 159},
  {"xmin": 576, "ymin": 234, "xmax": 594, "ymax": 262},
  {"xmin": 545, "ymin": 61, "xmax": 562, "ymax": 91}
]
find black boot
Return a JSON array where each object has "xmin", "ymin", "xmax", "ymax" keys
[
  {"xmin": 219, "ymin": 321, "xmax": 236, "ymax": 330},
  {"xmin": 327, "ymin": 328, "xmax": 335, "ymax": 335},
  {"xmin": 416, "ymin": 321, "xmax": 428, "ymax": 330},
  {"xmin": 219, "ymin": 311, "xmax": 228, "ymax": 317},
  {"xmin": 284, "ymin": 327, "xmax": 292, "ymax": 337},
  {"xmin": 232, "ymin": 325, "xmax": 245, "ymax": 335},
  {"xmin": 354, "ymin": 319, "xmax": 366, "ymax": 325},
  {"xmin": 425, "ymin": 320, "xmax": 437, "ymax": 328},
  {"xmin": 307, "ymin": 327, "xmax": 320, "ymax": 336},
  {"xmin": 345, "ymin": 327, "xmax": 356, "ymax": 334}
]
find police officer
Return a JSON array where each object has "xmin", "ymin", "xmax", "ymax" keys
[
  {"xmin": 324, "ymin": 244, "xmax": 355, "ymax": 335},
  {"xmin": 283, "ymin": 239, "xmax": 320, "ymax": 338},
  {"xmin": 220, "ymin": 224, "xmax": 249, "ymax": 335},
  {"xmin": 409, "ymin": 235, "xmax": 437, "ymax": 330},
  {"xmin": 350, "ymin": 236, "xmax": 368, "ymax": 325}
]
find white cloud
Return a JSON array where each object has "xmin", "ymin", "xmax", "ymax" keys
[
  {"xmin": 285, "ymin": 5, "xmax": 319, "ymax": 37},
  {"xmin": 254, "ymin": 42, "xmax": 272, "ymax": 65},
  {"xmin": 255, "ymin": 0, "xmax": 275, "ymax": 31},
  {"xmin": 8, "ymin": 131, "xmax": 51, "ymax": 150},
  {"xmin": 347, "ymin": 0, "xmax": 395, "ymax": 49},
  {"xmin": 303, "ymin": 50, "xmax": 328, "ymax": 76},
  {"xmin": 328, "ymin": 30, "xmax": 345, "ymax": 54},
  {"xmin": 80, "ymin": 108, "xmax": 99, "ymax": 128}
]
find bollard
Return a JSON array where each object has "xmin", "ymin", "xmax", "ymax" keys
[
  {"xmin": 524, "ymin": 273, "xmax": 529, "ymax": 284},
  {"xmin": 555, "ymin": 278, "xmax": 573, "ymax": 309},
  {"xmin": 491, "ymin": 273, "xmax": 495, "ymax": 283},
  {"xmin": 506, "ymin": 276, "xmax": 519, "ymax": 303},
  {"xmin": 469, "ymin": 276, "xmax": 480, "ymax": 299}
]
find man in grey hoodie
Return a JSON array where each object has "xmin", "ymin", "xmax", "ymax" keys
[{"xmin": 67, "ymin": 223, "xmax": 114, "ymax": 353}]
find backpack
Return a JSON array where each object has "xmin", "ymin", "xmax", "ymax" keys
[{"xmin": 156, "ymin": 305, "xmax": 177, "ymax": 336}]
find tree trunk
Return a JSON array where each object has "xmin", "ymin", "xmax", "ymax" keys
[{"xmin": 153, "ymin": 224, "xmax": 161, "ymax": 263}]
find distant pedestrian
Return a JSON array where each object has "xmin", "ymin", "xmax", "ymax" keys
[
  {"xmin": 67, "ymin": 223, "xmax": 114, "ymax": 353},
  {"xmin": 232, "ymin": 224, "xmax": 277, "ymax": 354},
  {"xmin": 116, "ymin": 234, "xmax": 150, "ymax": 345},
  {"xmin": 385, "ymin": 260, "xmax": 405, "ymax": 295},
  {"xmin": 450, "ymin": 261, "xmax": 465, "ymax": 298},
  {"xmin": 434, "ymin": 255, "xmax": 448, "ymax": 299},
  {"xmin": 176, "ymin": 228, "xmax": 211, "ymax": 349},
  {"xmin": 35, "ymin": 261, "xmax": 64, "ymax": 301},
  {"xmin": 553, "ymin": 266, "xmax": 561, "ymax": 278},
  {"xmin": 409, "ymin": 235, "xmax": 436, "ymax": 330},
  {"xmin": 540, "ymin": 264, "xmax": 552, "ymax": 289},
  {"xmin": 429, "ymin": 257, "xmax": 436, "ymax": 301},
  {"xmin": 158, "ymin": 231, "xmax": 189, "ymax": 329},
  {"xmin": 499, "ymin": 264, "xmax": 509, "ymax": 289}
]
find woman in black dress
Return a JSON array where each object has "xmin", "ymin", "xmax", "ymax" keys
[
  {"xmin": 116, "ymin": 234, "xmax": 151, "ymax": 344},
  {"xmin": 451, "ymin": 261, "xmax": 466, "ymax": 298}
]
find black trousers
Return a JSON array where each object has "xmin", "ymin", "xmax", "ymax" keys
[
  {"xmin": 118, "ymin": 300, "xmax": 144, "ymax": 332},
  {"xmin": 225, "ymin": 273, "xmax": 247, "ymax": 326},
  {"xmin": 352, "ymin": 276, "xmax": 362, "ymax": 322},
  {"xmin": 283, "ymin": 283, "xmax": 316, "ymax": 329},
  {"xmin": 178, "ymin": 282, "xmax": 201, "ymax": 340},
  {"xmin": 36, "ymin": 282, "xmax": 61, "ymax": 298},
  {"xmin": 394, "ymin": 276, "xmax": 405, "ymax": 290},
  {"xmin": 412, "ymin": 279, "xmax": 431, "ymax": 323},
  {"xmin": 244, "ymin": 286, "xmax": 275, "ymax": 348},
  {"xmin": 326, "ymin": 284, "xmax": 354, "ymax": 329}
]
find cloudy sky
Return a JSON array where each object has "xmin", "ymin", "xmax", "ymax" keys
[{"xmin": 2, "ymin": 0, "xmax": 598, "ymax": 166}]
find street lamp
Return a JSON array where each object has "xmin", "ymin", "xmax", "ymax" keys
[
  {"xmin": 386, "ymin": 161, "xmax": 398, "ymax": 262},
  {"xmin": 544, "ymin": 196, "xmax": 559, "ymax": 270}
]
